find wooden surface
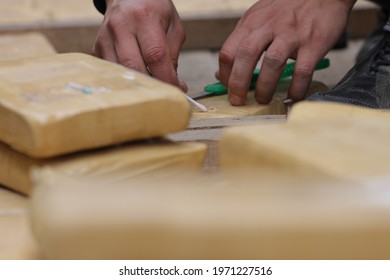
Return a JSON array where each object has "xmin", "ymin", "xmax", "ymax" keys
[
  {"xmin": 0, "ymin": 53, "xmax": 190, "ymax": 158},
  {"xmin": 170, "ymin": 80, "xmax": 326, "ymax": 172},
  {"xmin": 0, "ymin": 0, "xmax": 380, "ymax": 52},
  {"xmin": 190, "ymin": 80, "xmax": 327, "ymax": 118},
  {"xmin": 169, "ymin": 115, "xmax": 286, "ymax": 173},
  {"xmin": 30, "ymin": 169, "xmax": 390, "ymax": 259},
  {"xmin": 0, "ymin": 32, "xmax": 56, "ymax": 61}
]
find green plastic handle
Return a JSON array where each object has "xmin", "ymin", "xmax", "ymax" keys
[{"xmin": 203, "ymin": 58, "xmax": 330, "ymax": 95}]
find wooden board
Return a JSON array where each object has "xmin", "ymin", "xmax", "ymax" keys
[
  {"xmin": 169, "ymin": 81, "xmax": 326, "ymax": 172},
  {"xmin": 30, "ymin": 169, "xmax": 390, "ymax": 259},
  {"xmin": 0, "ymin": 0, "xmax": 99, "ymax": 25},
  {"xmin": 0, "ymin": 32, "xmax": 56, "ymax": 61},
  {"xmin": 190, "ymin": 80, "xmax": 327, "ymax": 118},
  {"xmin": 0, "ymin": 1, "xmax": 379, "ymax": 52},
  {"xmin": 0, "ymin": 187, "xmax": 41, "ymax": 260},
  {"xmin": 168, "ymin": 115, "xmax": 286, "ymax": 173},
  {"xmin": 219, "ymin": 102, "xmax": 390, "ymax": 185},
  {"xmin": 0, "ymin": 53, "xmax": 190, "ymax": 158},
  {"xmin": 0, "ymin": 140, "xmax": 206, "ymax": 196}
]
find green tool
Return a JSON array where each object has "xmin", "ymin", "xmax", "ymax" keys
[{"xmin": 191, "ymin": 58, "xmax": 330, "ymax": 100}]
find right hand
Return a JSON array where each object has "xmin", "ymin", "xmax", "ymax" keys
[{"xmin": 217, "ymin": 0, "xmax": 357, "ymax": 105}]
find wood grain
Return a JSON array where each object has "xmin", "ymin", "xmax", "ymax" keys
[{"xmin": 190, "ymin": 80, "xmax": 328, "ymax": 118}]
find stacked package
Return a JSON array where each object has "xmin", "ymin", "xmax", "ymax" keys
[{"xmin": 0, "ymin": 50, "xmax": 206, "ymax": 195}]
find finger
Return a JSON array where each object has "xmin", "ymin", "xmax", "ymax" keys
[
  {"xmin": 138, "ymin": 24, "xmax": 181, "ymax": 88},
  {"xmin": 114, "ymin": 35, "xmax": 149, "ymax": 74},
  {"xmin": 166, "ymin": 19, "xmax": 188, "ymax": 92},
  {"xmin": 255, "ymin": 35, "xmax": 298, "ymax": 104},
  {"xmin": 218, "ymin": 27, "xmax": 250, "ymax": 87},
  {"xmin": 166, "ymin": 9, "xmax": 186, "ymax": 73},
  {"xmin": 92, "ymin": 28, "xmax": 118, "ymax": 63},
  {"xmin": 227, "ymin": 33, "xmax": 267, "ymax": 106},
  {"xmin": 105, "ymin": 18, "xmax": 149, "ymax": 74},
  {"xmin": 288, "ymin": 51, "xmax": 318, "ymax": 101}
]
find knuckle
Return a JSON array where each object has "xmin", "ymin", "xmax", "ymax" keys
[
  {"xmin": 106, "ymin": 16, "xmax": 125, "ymax": 32},
  {"xmin": 263, "ymin": 53, "xmax": 286, "ymax": 70},
  {"xmin": 176, "ymin": 25, "xmax": 186, "ymax": 44},
  {"xmin": 219, "ymin": 48, "xmax": 235, "ymax": 66},
  {"xmin": 129, "ymin": 4, "xmax": 153, "ymax": 20},
  {"xmin": 120, "ymin": 58, "xmax": 141, "ymax": 71},
  {"xmin": 144, "ymin": 46, "xmax": 167, "ymax": 65},
  {"xmin": 228, "ymin": 78, "xmax": 246, "ymax": 92},
  {"xmin": 236, "ymin": 43, "xmax": 258, "ymax": 60},
  {"xmin": 92, "ymin": 36, "xmax": 109, "ymax": 58},
  {"xmin": 294, "ymin": 65, "xmax": 313, "ymax": 79}
]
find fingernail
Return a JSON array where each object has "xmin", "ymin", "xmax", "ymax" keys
[{"xmin": 229, "ymin": 94, "xmax": 244, "ymax": 106}]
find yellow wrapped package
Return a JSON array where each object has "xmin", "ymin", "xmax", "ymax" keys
[
  {"xmin": 0, "ymin": 53, "xmax": 190, "ymax": 158},
  {"xmin": 30, "ymin": 170, "xmax": 390, "ymax": 259},
  {"xmin": 0, "ymin": 140, "xmax": 206, "ymax": 196},
  {"xmin": 220, "ymin": 102, "xmax": 390, "ymax": 184}
]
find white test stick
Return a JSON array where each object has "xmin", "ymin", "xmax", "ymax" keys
[{"xmin": 185, "ymin": 95, "xmax": 208, "ymax": 112}]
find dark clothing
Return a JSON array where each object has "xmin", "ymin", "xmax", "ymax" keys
[
  {"xmin": 371, "ymin": 0, "xmax": 390, "ymax": 9},
  {"xmin": 93, "ymin": 0, "xmax": 106, "ymax": 14}
]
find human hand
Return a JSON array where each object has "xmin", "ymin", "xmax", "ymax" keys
[
  {"xmin": 217, "ymin": 0, "xmax": 357, "ymax": 105},
  {"xmin": 93, "ymin": 0, "xmax": 187, "ymax": 91}
]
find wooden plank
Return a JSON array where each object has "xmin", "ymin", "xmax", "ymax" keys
[
  {"xmin": 0, "ymin": 0, "xmax": 102, "ymax": 53},
  {"xmin": 170, "ymin": 115, "xmax": 286, "ymax": 142},
  {"xmin": 190, "ymin": 80, "xmax": 327, "ymax": 118},
  {"xmin": 172, "ymin": 80, "xmax": 326, "ymax": 172},
  {"xmin": 0, "ymin": 32, "xmax": 56, "ymax": 61},
  {"xmin": 169, "ymin": 115, "xmax": 286, "ymax": 173},
  {"xmin": 0, "ymin": 0, "xmax": 380, "ymax": 53}
]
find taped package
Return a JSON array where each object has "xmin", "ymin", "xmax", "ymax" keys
[
  {"xmin": 0, "ymin": 187, "xmax": 41, "ymax": 260},
  {"xmin": 0, "ymin": 140, "xmax": 206, "ymax": 196},
  {"xmin": 219, "ymin": 102, "xmax": 390, "ymax": 184},
  {"xmin": 30, "ymin": 169, "xmax": 390, "ymax": 259},
  {"xmin": 0, "ymin": 53, "xmax": 190, "ymax": 158}
]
